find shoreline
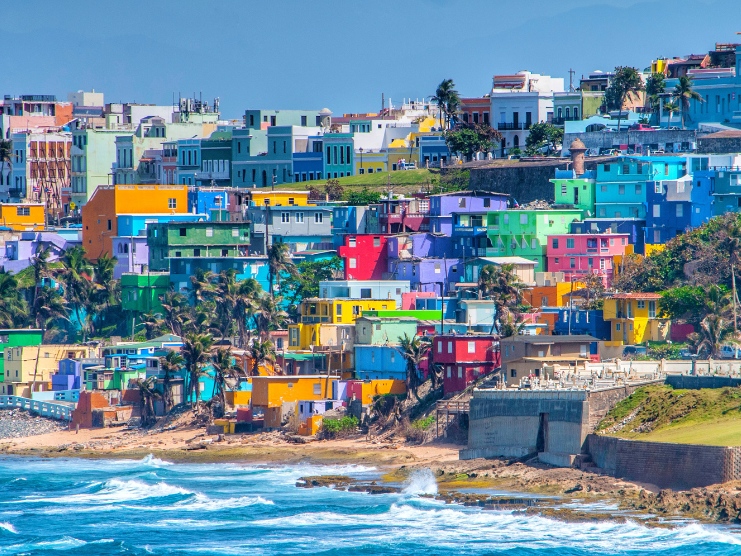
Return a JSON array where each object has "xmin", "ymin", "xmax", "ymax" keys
[{"xmin": 4, "ymin": 426, "xmax": 741, "ymax": 527}]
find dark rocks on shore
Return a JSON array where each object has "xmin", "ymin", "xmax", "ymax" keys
[{"xmin": 0, "ymin": 409, "xmax": 67, "ymax": 439}]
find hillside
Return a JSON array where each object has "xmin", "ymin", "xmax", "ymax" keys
[
  {"xmin": 273, "ymin": 169, "xmax": 442, "ymax": 195},
  {"xmin": 597, "ymin": 384, "xmax": 741, "ymax": 446}
]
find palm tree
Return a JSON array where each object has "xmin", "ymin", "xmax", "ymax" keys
[
  {"xmin": 672, "ymin": 75, "xmax": 703, "ymax": 129},
  {"xmin": 644, "ymin": 72, "xmax": 666, "ymax": 124},
  {"xmin": 0, "ymin": 271, "xmax": 27, "ymax": 328},
  {"xmin": 161, "ymin": 290, "xmax": 190, "ymax": 336},
  {"xmin": 687, "ymin": 314, "xmax": 739, "ymax": 358},
  {"xmin": 32, "ymin": 286, "xmax": 68, "ymax": 331},
  {"xmin": 235, "ymin": 278, "xmax": 262, "ymax": 347},
  {"xmin": 254, "ymin": 294, "xmax": 288, "ymax": 339},
  {"xmin": 211, "ymin": 348, "xmax": 244, "ymax": 411},
  {"xmin": 134, "ymin": 376, "xmax": 161, "ymax": 427},
  {"xmin": 250, "ymin": 338, "xmax": 276, "ymax": 376},
  {"xmin": 30, "ymin": 247, "xmax": 51, "ymax": 315},
  {"xmin": 582, "ymin": 273, "xmax": 606, "ymax": 311},
  {"xmin": 267, "ymin": 242, "xmax": 296, "ymax": 297},
  {"xmin": 182, "ymin": 332, "xmax": 214, "ymax": 406},
  {"xmin": 59, "ymin": 246, "xmax": 94, "ymax": 340},
  {"xmin": 396, "ymin": 333, "xmax": 430, "ymax": 399},
  {"xmin": 138, "ymin": 311, "xmax": 164, "ymax": 340},
  {"xmin": 663, "ymin": 100, "xmax": 679, "ymax": 129},
  {"xmin": 611, "ymin": 66, "xmax": 645, "ymax": 132},
  {"xmin": 189, "ymin": 268, "xmax": 215, "ymax": 305},
  {"xmin": 432, "ymin": 79, "xmax": 460, "ymax": 130},
  {"xmin": 159, "ymin": 350, "xmax": 184, "ymax": 412},
  {"xmin": 478, "ymin": 264, "xmax": 526, "ymax": 335}
]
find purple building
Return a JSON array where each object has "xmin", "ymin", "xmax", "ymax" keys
[
  {"xmin": 387, "ymin": 233, "xmax": 452, "ymax": 261},
  {"xmin": 388, "ymin": 258, "xmax": 462, "ymax": 296},
  {"xmin": 52, "ymin": 359, "xmax": 82, "ymax": 391},
  {"xmin": 1, "ymin": 231, "xmax": 80, "ymax": 274},
  {"xmin": 429, "ymin": 192, "xmax": 508, "ymax": 235}
]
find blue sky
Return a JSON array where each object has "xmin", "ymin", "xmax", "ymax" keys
[{"xmin": 2, "ymin": 0, "xmax": 733, "ymax": 119}]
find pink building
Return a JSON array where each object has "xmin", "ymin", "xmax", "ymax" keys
[
  {"xmin": 546, "ymin": 233, "xmax": 630, "ymax": 286},
  {"xmin": 401, "ymin": 291, "xmax": 435, "ymax": 310}
]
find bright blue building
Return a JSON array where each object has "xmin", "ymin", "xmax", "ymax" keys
[
  {"xmin": 414, "ymin": 296, "xmax": 458, "ymax": 319},
  {"xmin": 553, "ymin": 308, "xmax": 611, "ymax": 341},
  {"xmin": 594, "ymin": 157, "xmax": 687, "ymax": 220},
  {"xmin": 645, "ymin": 174, "xmax": 713, "ymax": 245},
  {"xmin": 332, "ymin": 205, "xmax": 372, "ymax": 248},
  {"xmin": 324, "ymin": 133, "xmax": 354, "ymax": 178},
  {"xmin": 187, "ymin": 187, "xmax": 230, "ymax": 217},
  {"xmin": 293, "ymin": 135, "xmax": 324, "ymax": 183},
  {"xmin": 354, "ymin": 345, "xmax": 406, "ymax": 380},
  {"xmin": 418, "ymin": 134, "xmax": 450, "ymax": 167}
]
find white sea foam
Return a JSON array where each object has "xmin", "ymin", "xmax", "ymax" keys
[
  {"xmin": 140, "ymin": 454, "xmax": 173, "ymax": 466},
  {"xmin": 23, "ymin": 479, "xmax": 192, "ymax": 505},
  {"xmin": 402, "ymin": 468, "xmax": 438, "ymax": 496},
  {"xmin": 10, "ymin": 478, "xmax": 26, "ymax": 483},
  {"xmin": 0, "ymin": 522, "xmax": 17, "ymax": 534},
  {"xmin": 172, "ymin": 493, "xmax": 274, "ymax": 511}
]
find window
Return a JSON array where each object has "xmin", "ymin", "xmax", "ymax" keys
[
  {"xmin": 349, "ymin": 258, "xmax": 357, "ymax": 268},
  {"xmin": 194, "ymin": 248, "xmax": 201, "ymax": 257},
  {"xmin": 315, "ymin": 213, "xmax": 323, "ymax": 223},
  {"xmin": 676, "ymin": 204, "xmax": 683, "ymax": 217},
  {"xmin": 468, "ymin": 341, "xmax": 475, "ymax": 354},
  {"xmin": 16, "ymin": 207, "xmax": 30, "ymax": 216},
  {"xmin": 222, "ymin": 249, "xmax": 228, "ymax": 256},
  {"xmin": 635, "ymin": 184, "xmax": 642, "ymax": 195},
  {"xmin": 520, "ymin": 214, "xmax": 528, "ymax": 224},
  {"xmin": 600, "ymin": 185, "xmax": 607, "ymax": 193},
  {"xmin": 622, "ymin": 164, "xmax": 629, "ymax": 174},
  {"xmin": 653, "ymin": 205, "xmax": 660, "ymax": 217},
  {"xmin": 296, "ymin": 212, "xmax": 304, "ymax": 223},
  {"xmin": 654, "ymin": 182, "xmax": 662, "ymax": 193},
  {"xmin": 483, "ymin": 198, "xmax": 490, "ymax": 208},
  {"xmin": 637, "ymin": 300, "xmax": 645, "ymax": 309},
  {"xmin": 179, "ymin": 227, "xmax": 186, "ymax": 237},
  {"xmin": 616, "ymin": 323, "xmax": 621, "ymax": 331},
  {"xmin": 458, "ymin": 198, "xmax": 466, "ymax": 208},
  {"xmin": 281, "ymin": 212, "xmax": 290, "ymax": 223},
  {"xmin": 654, "ymin": 230, "xmax": 661, "ymax": 243},
  {"xmin": 511, "ymin": 369, "xmax": 517, "ymax": 378},
  {"xmin": 107, "ymin": 219, "xmax": 112, "ymax": 231},
  {"xmin": 373, "ymin": 237, "xmax": 380, "ymax": 247},
  {"xmin": 570, "ymin": 258, "xmax": 576, "ymax": 269},
  {"xmin": 447, "ymin": 366, "xmax": 452, "ymax": 378},
  {"xmin": 458, "ymin": 366, "xmax": 463, "ymax": 379},
  {"xmin": 618, "ymin": 185, "xmax": 625, "ymax": 195},
  {"xmin": 447, "ymin": 342, "xmax": 452, "ymax": 354},
  {"xmin": 232, "ymin": 228, "xmax": 239, "ymax": 237},
  {"xmin": 206, "ymin": 227, "xmax": 213, "ymax": 237},
  {"xmin": 600, "ymin": 258, "xmax": 605, "ymax": 270},
  {"xmin": 504, "ymin": 214, "xmax": 509, "ymax": 224},
  {"xmin": 348, "ymin": 238, "xmax": 356, "ymax": 248},
  {"xmin": 301, "ymin": 115, "xmax": 307, "ymax": 126}
]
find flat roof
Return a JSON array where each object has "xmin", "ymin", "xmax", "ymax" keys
[{"xmin": 503, "ymin": 334, "xmax": 598, "ymax": 344}]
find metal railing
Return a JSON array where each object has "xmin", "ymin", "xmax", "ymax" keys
[
  {"xmin": 0, "ymin": 395, "xmax": 73, "ymax": 420},
  {"xmin": 497, "ymin": 122, "xmax": 524, "ymax": 130}
]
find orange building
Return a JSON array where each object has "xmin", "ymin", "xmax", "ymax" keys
[
  {"xmin": 0, "ymin": 203, "xmax": 46, "ymax": 231},
  {"xmin": 523, "ymin": 282, "xmax": 585, "ymax": 310},
  {"xmin": 81, "ymin": 184, "xmax": 187, "ymax": 259}
]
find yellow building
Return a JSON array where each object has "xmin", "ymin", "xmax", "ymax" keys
[
  {"xmin": 251, "ymin": 375, "xmax": 337, "ymax": 409},
  {"xmin": 523, "ymin": 281, "xmax": 585, "ymax": 309},
  {"xmin": 297, "ymin": 298, "xmax": 395, "ymax": 325},
  {"xmin": 603, "ymin": 293, "xmax": 669, "ymax": 345},
  {"xmin": 356, "ymin": 151, "xmax": 388, "ymax": 175},
  {"xmin": 1, "ymin": 345, "xmax": 96, "ymax": 397},
  {"xmin": 288, "ymin": 323, "xmax": 353, "ymax": 350},
  {"xmin": 349, "ymin": 379, "xmax": 406, "ymax": 404},
  {"xmin": 249, "ymin": 190, "xmax": 310, "ymax": 207},
  {"xmin": 0, "ymin": 203, "xmax": 46, "ymax": 231}
]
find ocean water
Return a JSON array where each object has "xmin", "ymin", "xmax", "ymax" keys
[{"xmin": 0, "ymin": 456, "xmax": 740, "ymax": 555}]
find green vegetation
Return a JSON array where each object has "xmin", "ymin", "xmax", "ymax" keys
[
  {"xmin": 598, "ymin": 385, "xmax": 741, "ymax": 445},
  {"xmin": 412, "ymin": 415, "xmax": 436, "ymax": 429},
  {"xmin": 525, "ymin": 122, "xmax": 563, "ymax": 155},
  {"xmin": 282, "ymin": 256, "xmax": 343, "ymax": 319},
  {"xmin": 300, "ymin": 168, "xmax": 441, "ymax": 188},
  {"xmin": 345, "ymin": 188, "xmax": 382, "ymax": 206},
  {"xmin": 322, "ymin": 416, "xmax": 359, "ymax": 434},
  {"xmin": 445, "ymin": 124, "xmax": 502, "ymax": 159}
]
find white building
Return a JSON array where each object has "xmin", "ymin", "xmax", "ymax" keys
[
  {"xmin": 490, "ymin": 71, "xmax": 565, "ymax": 157},
  {"xmin": 67, "ymin": 90, "xmax": 104, "ymax": 107}
]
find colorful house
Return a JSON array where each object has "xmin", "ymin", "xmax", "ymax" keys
[
  {"xmin": 501, "ymin": 335, "xmax": 598, "ymax": 386},
  {"xmin": 546, "ymin": 233, "xmax": 630, "ymax": 286},
  {"xmin": 486, "ymin": 209, "xmax": 582, "ymax": 270},
  {"xmin": 324, "ymin": 133, "xmax": 354, "ymax": 178},
  {"xmin": 1, "ymin": 344, "xmax": 95, "ymax": 397},
  {"xmin": 523, "ymin": 281, "xmax": 586, "ymax": 309},
  {"xmin": 81, "ymin": 183, "xmax": 188, "ymax": 260},
  {"xmin": 551, "ymin": 169, "xmax": 596, "ymax": 216},
  {"xmin": 318, "ymin": 280, "xmax": 409, "ymax": 307},
  {"xmin": 354, "ymin": 316, "xmax": 420, "ymax": 346},
  {"xmin": 429, "ymin": 192, "xmax": 508, "ymax": 236},
  {"xmin": 0, "ymin": 203, "xmax": 46, "ymax": 231},
  {"xmin": 646, "ymin": 175, "xmax": 713, "ymax": 244},
  {"xmin": 554, "ymin": 308, "xmax": 611, "ymax": 340},
  {"xmin": 338, "ymin": 234, "xmax": 389, "ymax": 280},
  {"xmin": 603, "ymin": 292, "xmax": 669, "ymax": 345},
  {"xmin": 0, "ymin": 329, "xmax": 43, "ymax": 382},
  {"xmin": 354, "ymin": 345, "xmax": 408, "ymax": 380},
  {"xmin": 570, "ymin": 218, "xmax": 646, "ymax": 255},
  {"xmin": 432, "ymin": 334, "xmax": 500, "ymax": 394},
  {"xmin": 389, "ymin": 258, "xmax": 463, "ymax": 296},
  {"xmin": 121, "ymin": 272, "xmax": 171, "ymax": 333}
]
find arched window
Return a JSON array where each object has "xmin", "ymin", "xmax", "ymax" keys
[
  {"xmin": 117, "ymin": 244, "xmax": 123, "ymax": 253},
  {"xmin": 565, "ymin": 107, "xmax": 570, "ymax": 119},
  {"xmin": 557, "ymin": 107, "xmax": 562, "ymax": 119},
  {"xmin": 513, "ymin": 135, "xmax": 519, "ymax": 147},
  {"xmin": 573, "ymin": 108, "xmax": 579, "ymax": 120}
]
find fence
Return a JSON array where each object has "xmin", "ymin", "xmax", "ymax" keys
[{"xmin": 0, "ymin": 395, "xmax": 73, "ymax": 421}]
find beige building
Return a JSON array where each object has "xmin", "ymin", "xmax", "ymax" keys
[
  {"xmin": 1, "ymin": 345, "xmax": 96, "ymax": 398},
  {"xmin": 501, "ymin": 335, "xmax": 598, "ymax": 386}
]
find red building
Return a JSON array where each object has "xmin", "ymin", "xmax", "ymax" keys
[
  {"xmin": 432, "ymin": 334, "xmax": 500, "ymax": 394},
  {"xmin": 460, "ymin": 98, "xmax": 491, "ymax": 126},
  {"xmin": 337, "ymin": 234, "xmax": 389, "ymax": 280},
  {"xmin": 377, "ymin": 197, "xmax": 430, "ymax": 233}
]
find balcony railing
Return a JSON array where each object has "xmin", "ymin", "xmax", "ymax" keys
[
  {"xmin": 497, "ymin": 122, "xmax": 524, "ymax": 130},
  {"xmin": 552, "ymin": 116, "xmax": 580, "ymax": 125}
]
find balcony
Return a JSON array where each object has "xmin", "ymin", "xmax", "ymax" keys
[
  {"xmin": 453, "ymin": 225, "xmax": 488, "ymax": 236},
  {"xmin": 552, "ymin": 116, "xmax": 580, "ymax": 126},
  {"xmin": 497, "ymin": 122, "xmax": 524, "ymax": 130}
]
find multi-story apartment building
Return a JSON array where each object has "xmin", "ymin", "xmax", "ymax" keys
[{"xmin": 546, "ymin": 233, "xmax": 631, "ymax": 286}]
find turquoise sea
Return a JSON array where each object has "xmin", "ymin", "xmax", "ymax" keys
[{"xmin": 0, "ymin": 455, "xmax": 740, "ymax": 555}]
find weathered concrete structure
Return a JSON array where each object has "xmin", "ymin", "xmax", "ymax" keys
[
  {"xmin": 563, "ymin": 129, "xmax": 704, "ymax": 155},
  {"xmin": 461, "ymin": 383, "xmax": 655, "ymax": 466}
]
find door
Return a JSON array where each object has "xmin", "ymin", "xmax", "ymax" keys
[
  {"xmin": 536, "ymin": 413, "xmax": 549, "ymax": 453},
  {"xmin": 574, "ymin": 187, "xmax": 579, "ymax": 205}
]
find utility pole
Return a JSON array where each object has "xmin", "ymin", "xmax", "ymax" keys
[
  {"xmin": 568, "ymin": 68, "xmax": 575, "ymax": 92},
  {"xmin": 733, "ymin": 263, "xmax": 738, "ymax": 332},
  {"xmin": 568, "ymin": 279, "xmax": 574, "ymax": 335}
]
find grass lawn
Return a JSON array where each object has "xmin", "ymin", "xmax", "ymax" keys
[
  {"xmin": 598, "ymin": 384, "xmax": 741, "ymax": 446},
  {"xmin": 274, "ymin": 169, "xmax": 442, "ymax": 192}
]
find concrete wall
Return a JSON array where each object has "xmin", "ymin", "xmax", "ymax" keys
[
  {"xmin": 697, "ymin": 135, "xmax": 741, "ymax": 154},
  {"xmin": 666, "ymin": 375, "xmax": 741, "ymax": 390},
  {"xmin": 564, "ymin": 130, "xmax": 703, "ymax": 153},
  {"xmin": 586, "ymin": 434, "xmax": 741, "ymax": 489}
]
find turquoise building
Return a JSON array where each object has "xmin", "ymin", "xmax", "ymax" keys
[
  {"xmin": 594, "ymin": 156, "xmax": 687, "ymax": 219},
  {"xmin": 324, "ymin": 133, "xmax": 354, "ymax": 178}
]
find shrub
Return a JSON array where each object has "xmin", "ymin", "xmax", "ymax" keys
[
  {"xmin": 412, "ymin": 415, "xmax": 436, "ymax": 430},
  {"xmin": 321, "ymin": 416, "xmax": 359, "ymax": 438}
]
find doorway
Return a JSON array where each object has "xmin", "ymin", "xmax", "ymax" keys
[{"xmin": 536, "ymin": 412, "xmax": 549, "ymax": 453}]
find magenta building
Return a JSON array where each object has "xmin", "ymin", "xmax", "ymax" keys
[{"xmin": 546, "ymin": 233, "xmax": 630, "ymax": 286}]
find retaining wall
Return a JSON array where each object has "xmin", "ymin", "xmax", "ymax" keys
[
  {"xmin": 666, "ymin": 375, "xmax": 741, "ymax": 390},
  {"xmin": 586, "ymin": 434, "xmax": 741, "ymax": 489}
]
